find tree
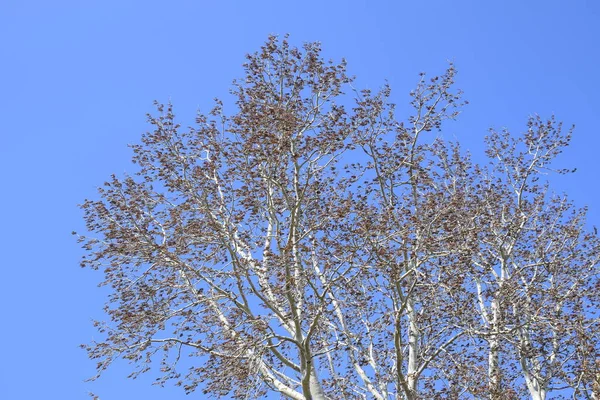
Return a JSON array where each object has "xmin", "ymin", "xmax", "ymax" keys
[{"xmin": 77, "ymin": 35, "xmax": 600, "ymax": 399}]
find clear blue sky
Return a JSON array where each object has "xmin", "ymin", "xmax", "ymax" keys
[{"xmin": 1, "ymin": 1, "xmax": 598, "ymax": 399}]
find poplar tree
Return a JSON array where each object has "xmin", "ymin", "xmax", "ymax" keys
[{"xmin": 78, "ymin": 36, "xmax": 600, "ymax": 399}]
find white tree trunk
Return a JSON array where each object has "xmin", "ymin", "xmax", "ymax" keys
[
  {"xmin": 309, "ymin": 368, "xmax": 327, "ymax": 400},
  {"xmin": 522, "ymin": 357, "xmax": 546, "ymax": 400},
  {"xmin": 526, "ymin": 383, "xmax": 546, "ymax": 400},
  {"xmin": 488, "ymin": 298, "xmax": 500, "ymax": 399},
  {"xmin": 407, "ymin": 296, "xmax": 419, "ymax": 399}
]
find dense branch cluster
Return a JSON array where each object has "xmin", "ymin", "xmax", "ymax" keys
[{"xmin": 78, "ymin": 36, "xmax": 600, "ymax": 399}]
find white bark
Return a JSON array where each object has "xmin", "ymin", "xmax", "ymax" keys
[
  {"xmin": 309, "ymin": 368, "xmax": 328, "ymax": 400},
  {"xmin": 488, "ymin": 298, "xmax": 500, "ymax": 399},
  {"xmin": 406, "ymin": 296, "xmax": 419, "ymax": 398}
]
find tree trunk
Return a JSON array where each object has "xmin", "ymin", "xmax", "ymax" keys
[
  {"xmin": 309, "ymin": 368, "xmax": 327, "ymax": 400},
  {"xmin": 524, "ymin": 371, "xmax": 546, "ymax": 400},
  {"xmin": 406, "ymin": 296, "xmax": 419, "ymax": 400},
  {"xmin": 488, "ymin": 299, "xmax": 501, "ymax": 400}
]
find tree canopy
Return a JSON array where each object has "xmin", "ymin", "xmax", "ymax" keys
[{"xmin": 78, "ymin": 36, "xmax": 600, "ymax": 399}]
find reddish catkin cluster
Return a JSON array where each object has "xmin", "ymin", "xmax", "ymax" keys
[{"xmin": 77, "ymin": 35, "xmax": 599, "ymax": 400}]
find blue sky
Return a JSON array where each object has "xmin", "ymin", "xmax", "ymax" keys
[{"xmin": 1, "ymin": 1, "xmax": 599, "ymax": 399}]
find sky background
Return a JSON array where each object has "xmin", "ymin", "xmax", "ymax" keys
[{"xmin": 1, "ymin": 1, "xmax": 599, "ymax": 399}]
